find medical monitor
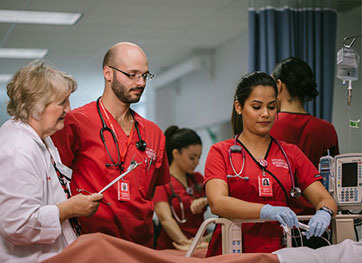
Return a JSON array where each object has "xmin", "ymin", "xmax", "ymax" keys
[{"xmin": 335, "ymin": 153, "xmax": 362, "ymax": 207}]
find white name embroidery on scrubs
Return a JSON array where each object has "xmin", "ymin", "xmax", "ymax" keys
[{"xmin": 272, "ymin": 158, "xmax": 288, "ymax": 169}]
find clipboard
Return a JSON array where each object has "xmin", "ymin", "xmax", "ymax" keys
[{"xmin": 98, "ymin": 161, "xmax": 142, "ymax": 194}]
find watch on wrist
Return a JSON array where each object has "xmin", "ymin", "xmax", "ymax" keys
[{"xmin": 319, "ymin": 206, "xmax": 334, "ymax": 217}]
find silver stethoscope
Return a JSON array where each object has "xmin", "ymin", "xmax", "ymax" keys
[
  {"xmin": 227, "ymin": 135, "xmax": 302, "ymax": 199},
  {"xmin": 168, "ymin": 177, "xmax": 202, "ymax": 224}
]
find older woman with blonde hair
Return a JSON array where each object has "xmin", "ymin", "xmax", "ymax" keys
[{"xmin": 0, "ymin": 60, "xmax": 103, "ymax": 262}]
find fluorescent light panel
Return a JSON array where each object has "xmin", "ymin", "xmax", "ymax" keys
[
  {"xmin": 0, "ymin": 48, "xmax": 48, "ymax": 59},
  {"xmin": 0, "ymin": 10, "xmax": 82, "ymax": 25},
  {"xmin": 0, "ymin": 74, "xmax": 12, "ymax": 83}
]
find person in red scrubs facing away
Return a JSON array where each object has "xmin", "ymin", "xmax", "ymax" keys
[
  {"xmin": 269, "ymin": 57, "xmax": 340, "ymax": 247},
  {"xmin": 270, "ymin": 57, "xmax": 339, "ymax": 169},
  {"xmin": 204, "ymin": 72, "xmax": 337, "ymax": 256},
  {"xmin": 153, "ymin": 126, "xmax": 208, "ymax": 250},
  {"xmin": 52, "ymin": 42, "xmax": 170, "ymax": 248}
]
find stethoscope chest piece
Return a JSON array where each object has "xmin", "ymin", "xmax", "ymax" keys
[
  {"xmin": 136, "ymin": 139, "xmax": 147, "ymax": 151},
  {"xmin": 290, "ymin": 187, "xmax": 302, "ymax": 199},
  {"xmin": 259, "ymin": 159, "xmax": 268, "ymax": 168},
  {"xmin": 186, "ymin": 187, "xmax": 194, "ymax": 195}
]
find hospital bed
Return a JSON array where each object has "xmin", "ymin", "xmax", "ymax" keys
[{"xmin": 185, "ymin": 214, "xmax": 362, "ymax": 257}]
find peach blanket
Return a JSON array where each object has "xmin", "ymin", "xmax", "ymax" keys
[{"xmin": 43, "ymin": 233, "xmax": 279, "ymax": 263}]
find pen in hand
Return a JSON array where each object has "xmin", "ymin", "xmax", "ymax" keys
[{"xmin": 76, "ymin": 188, "xmax": 111, "ymax": 205}]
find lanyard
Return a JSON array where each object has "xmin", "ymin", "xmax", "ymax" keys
[
  {"xmin": 99, "ymin": 98, "xmax": 135, "ymax": 165},
  {"xmin": 49, "ymin": 155, "xmax": 81, "ymax": 236}
]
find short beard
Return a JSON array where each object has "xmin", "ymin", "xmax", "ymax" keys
[{"xmin": 111, "ymin": 75, "xmax": 143, "ymax": 104}]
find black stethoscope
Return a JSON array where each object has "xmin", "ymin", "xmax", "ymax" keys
[
  {"xmin": 96, "ymin": 97, "xmax": 147, "ymax": 170},
  {"xmin": 168, "ymin": 176, "xmax": 202, "ymax": 224},
  {"xmin": 227, "ymin": 134, "xmax": 302, "ymax": 200}
]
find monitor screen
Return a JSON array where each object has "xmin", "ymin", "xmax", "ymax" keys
[{"xmin": 342, "ymin": 162, "xmax": 358, "ymax": 187}]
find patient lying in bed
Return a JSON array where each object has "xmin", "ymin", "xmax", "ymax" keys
[
  {"xmin": 43, "ymin": 233, "xmax": 361, "ymax": 263},
  {"xmin": 274, "ymin": 238, "xmax": 362, "ymax": 263}
]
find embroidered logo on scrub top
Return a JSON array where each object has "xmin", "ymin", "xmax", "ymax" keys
[
  {"xmin": 145, "ymin": 147, "xmax": 157, "ymax": 171},
  {"xmin": 146, "ymin": 147, "xmax": 157, "ymax": 161},
  {"xmin": 272, "ymin": 159, "xmax": 288, "ymax": 169}
]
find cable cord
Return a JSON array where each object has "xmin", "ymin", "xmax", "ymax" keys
[
  {"xmin": 354, "ymin": 227, "xmax": 359, "ymax": 241},
  {"xmin": 283, "ymin": 227, "xmax": 332, "ymax": 247},
  {"xmin": 348, "ymin": 104, "xmax": 352, "ymax": 153}
]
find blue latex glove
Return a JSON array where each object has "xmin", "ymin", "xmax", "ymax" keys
[
  {"xmin": 306, "ymin": 209, "xmax": 331, "ymax": 239},
  {"xmin": 260, "ymin": 204, "xmax": 298, "ymax": 228}
]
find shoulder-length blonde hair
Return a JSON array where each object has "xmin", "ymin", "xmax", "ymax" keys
[{"xmin": 7, "ymin": 60, "xmax": 77, "ymax": 122}]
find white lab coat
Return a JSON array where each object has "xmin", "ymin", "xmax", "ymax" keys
[{"xmin": 0, "ymin": 119, "xmax": 77, "ymax": 263}]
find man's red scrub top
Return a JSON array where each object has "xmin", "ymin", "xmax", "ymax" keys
[{"xmin": 52, "ymin": 101, "xmax": 170, "ymax": 248}]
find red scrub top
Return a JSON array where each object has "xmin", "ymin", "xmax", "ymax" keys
[
  {"xmin": 52, "ymin": 101, "xmax": 170, "ymax": 248},
  {"xmin": 153, "ymin": 172, "xmax": 205, "ymax": 249},
  {"xmin": 270, "ymin": 112, "xmax": 339, "ymax": 168},
  {"xmin": 203, "ymin": 138, "xmax": 321, "ymax": 256},
  {"xmin": 270, "ymin": 112, "xmax": 339, "ymax": 215}
]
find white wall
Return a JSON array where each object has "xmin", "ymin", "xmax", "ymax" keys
[
  {"xmin": 70, "ymin": 72, "xmax": 104, "ymax": 107},
  {"xmin": 0, "ymin": 84, "xmax": 8, "ymax": 123},
  {"xmin": 154, "ymin": 34, "xmax": 248, "ymax": 131},
  {"xmin": 153, "ymin": 34, "xmax": 248, "ymax": 174},
  {"xmin": 0, "ymin": 71, "xmax": 104, "ymax": 125}
]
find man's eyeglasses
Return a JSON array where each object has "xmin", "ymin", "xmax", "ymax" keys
[{"xmin": 108, "ymin": 66, "xmax": 154, "ymax": 81}]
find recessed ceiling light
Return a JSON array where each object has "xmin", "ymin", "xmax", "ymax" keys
[
  {"xmin": 0, "ymin": 74, "xmax": 12, "ymax": 83},
  {"xmin": 0, "ymin": 10, "xmax": 82, "ymax": 25},
  {"xmin": 0, "ymin": 48, "xmax": 48, "ymax": 59}
]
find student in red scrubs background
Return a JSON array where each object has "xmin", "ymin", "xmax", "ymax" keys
[
  {"xmin": 52, "ymin": 42, "xmax": 170, "ymax": 248},
  {"xmin": 153, "ymin": 126, "xmax": 208, "ymax": 250},
  {"xmin": 270, "ymin": 57, "xmax": 339, "ymax": 169},
  {"xmin": 269, "ymin": 56, "xmax": 340, "ymax": 246},
  {"xmin": 204, "ymin": 71, "xmax": 337, "ymax": 256}
]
